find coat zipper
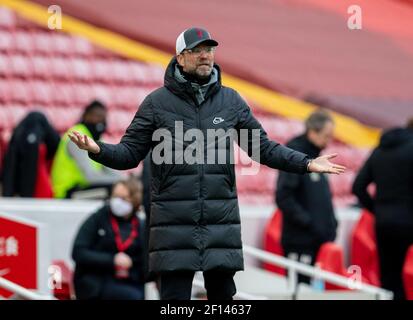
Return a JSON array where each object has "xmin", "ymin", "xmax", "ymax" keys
[{"xmin": 194, "ymin": 98, "xmax": 205, "ymax": 265}]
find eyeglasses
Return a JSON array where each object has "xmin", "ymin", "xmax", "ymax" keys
[{"xmin": 184, "ymin": 46, "xmax": 216, "ymax": 56}]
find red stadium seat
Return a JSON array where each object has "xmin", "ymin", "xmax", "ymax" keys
[
  {"xmin": 71, "ymin": 36, "xmax": 93, "ymax": 56},
  {"xmin": 0, "ymin": 108, "xmax": 10, "ymax": 131},
  {"xmin": 0, "ymin": 53, "xmax": 10, "ymax": 77},
  {"xmin": 263, "ymin": 209, "xmax": 287, "ymax": 276},
  {"xmin": 53, "ymin": 34, "xmax": 75, "ymax": 56},
  {"xmin": 53, "ymin": 82, "xmax": 76, "ymax": 106},
  {"xmin": 111, "ymin": 85, "xmax": 142, "ymax": 109},
  {"xmin": 91, "ymin": 59, "xmax": 115, "ymax": 84},
  {"xmin": 91, "ymin": 83, "xmax": 114, "ymax": 106},
  {"xmin": 64, "ymin": 107, "xmax": 83, "ymax": 128},
  {"xmin": 0, "ymin": 30, "xmax": 13, "ymax": 52},
  {"xmin": 50, "ymin": 260, "xmax": 74, "ymax": 300},
  {"xmin": 9, "ymin": 105, "xmax": 27, "ymax": 129},
  {"xmin": 31, "ymin": 55, "xmax": 51, "ymax": 79},
  {"xmin": 315, "ymin": 242, "xmax": 349, "ymax": 290},
  {"xmin": 128, "ymin": 61, "xmax": 147, "ymax": 84},
  {"xmin": 142, "ymin": 64, "xmax": 165, "ymax": 85},
  {"xmin": 49, "ymin": 56, "xmax": 72, "ymax": 81},
  {"xmin": 30, "ymin": 80, "xmax": 55, "ymax": 105},
  {"xmin": 14, "ymin": 31, "xmax": 35, "ymax": 54},
  {"xmin": 107, "ymin": 109, "xmax": 134, "ymax": 134},
  {"xmin": 71, "ymin": 83, "xmax": 94, "ymax": 106},
  {"xmin": 9, "ymin": 79, "xmax": 33, "ymax": 105},
  {"xmin": 0, "ymin": 7, "xmax": 16, "ymax": 29},
  {"xmin": 135, "ymin": 87, "xmax": 153, "ymax": 106},
  {"xmin": 402, "ymin": 245, "xmax": 413, "ymax": 300},
  {"xmin": 34, "ymin": 143, "xmax": 54, "ymax": 198},
  {"xmin": 32, "ymin": 32, "xmax": 54, "ymax": 55},
  {"xmin": 70, "ymin": 57, "xmax": 93, "ymax": 82},
  {"xmin": 9, "ymin": 54, "xmax": 33, "ymax": 78},
  {"xmin": 0, "ymin": 105, "xmax": 27, "ymax": 131},
  {"xmin": 0, "ymin": 81, "xmax": 11, "ymax": 103},
  {"xmin": 111, "ymin": 60, "xmax": 133, "ymax": 83},
  {"xmin": 350, "ymin": 209, "xmax": 380, "ymax": 286}
]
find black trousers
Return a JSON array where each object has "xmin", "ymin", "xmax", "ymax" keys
[
  {"xmin": 376, "ymin": 225, "xmax": 413, "ymax": 300},
  {"xmin": 283, "ymin": 245, "xmax": 320, "ymax": 285},
  {"xmin": 99, "ymin": 278, "xmax": 144, "ymax": 300},
  {"xmin": 159, "ymin": 270, "xmax": 236, "ymax": 300}
]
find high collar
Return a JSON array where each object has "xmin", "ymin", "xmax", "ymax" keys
[
  {"xmin": 290, "ymin": 134, "xmax": 322, "ymax": 158},
  {"xmin": 379, "ymin": 127, "xmax": 413, "ymax": 149},
  {"xmin": 164, "ymin": 56, "xmax": 222, "ymax": 105}
]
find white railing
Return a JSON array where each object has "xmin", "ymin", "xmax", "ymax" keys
[
  {"xmin": 0, "ymin": 277, "xmax": 56, "ymax": 300},
  {"xmin": 243, "ymin": 245, "xmax": 393, "ymax": 300}
]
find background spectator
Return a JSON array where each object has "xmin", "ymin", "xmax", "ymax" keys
[
  {"xmin": 276, "ymin": 110, "xmax": 337, "ymax": 283},
  {"xmin": 72, "ymin": 178, "xmax": 146, "ymax": 300},
  {"xmin": 352, "ymin": 119, "xmax": 413, "ymax": 300},
  {"xmin": 51, "ymin": 100, "xmax": 121, "ymax": 199},
  {"xmin": 1, "ymin": 111, "xmax": 60, "ymax": 198}
]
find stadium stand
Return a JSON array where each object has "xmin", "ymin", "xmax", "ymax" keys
[
  {"xmin": 0, "ymin": 5, "xmax": 370, "ymax": 205},
  {"xmin": 0, "ymin": 2, "xmax": 402, "ymax": 301}
]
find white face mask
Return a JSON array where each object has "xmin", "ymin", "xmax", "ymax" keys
[{"xmin": 110, "ymin": 197, "xmax": 133, "ymax": 217}]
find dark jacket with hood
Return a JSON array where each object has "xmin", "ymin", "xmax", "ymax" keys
[
  {"xmin": 89, "ymin": 57, "xmax": 310, "ymax": 273},
  {"xmin": 72, "ymin": 204, "xmax": 145, "ymax": 300},
  {"xmin": 1, "ymin": 111, "xmax": 60, "ymax": 197},
  {"xmin": 276, "ymin": 134, "xmax": 337, "ymax": 250},
  {"xmin": 352, "ymin": 127, "xmax": 413, "ymax": 229}
]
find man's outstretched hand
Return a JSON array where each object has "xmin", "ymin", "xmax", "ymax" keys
[
  {"xmin": 68, "ymin": 131, "xmax": 100, "ymax": 154},
  {"xmin": 308, "ymin": 153, "xmax": 346, "ymax": 174}
]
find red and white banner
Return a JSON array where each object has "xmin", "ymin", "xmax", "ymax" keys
[{"xmin": 0, "ymin": 212, "xmax": 50, "ymax": 298}]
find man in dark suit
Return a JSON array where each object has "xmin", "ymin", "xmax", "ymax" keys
[{"xmin": 276, "ymin": 110, "xmax": 337, "ymax": 283}]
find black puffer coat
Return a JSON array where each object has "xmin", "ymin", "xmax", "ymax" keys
[
  {"xmin": 90, "ymin": 57, "xmax": 310, "ymax": 273},
  {"xmin": 352, "ymin": 127, "xmax": 413, "ymax": 228}
]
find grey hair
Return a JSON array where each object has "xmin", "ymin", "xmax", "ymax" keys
[{"xmin": 305, "ymin": 109, "xmax": 334, "ymax": 133}]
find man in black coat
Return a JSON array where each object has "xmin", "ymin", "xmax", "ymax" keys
[
  {"xmin": 352, "ymin": 120, "xmax": 413, "ymax": 300},
  {"xmin": 276, "ymin": 110, "xmax": 337, "ymax": 283},
  {"xmin": 69, "ymin": 27, "xmax": 345, "ymax": 300}
]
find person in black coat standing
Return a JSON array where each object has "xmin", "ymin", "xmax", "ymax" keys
[
  {"xmin": 352, "ymin": 120, "xmax": 413, "ymax": 300},
  {"xmin": 68, "ymin": 27, "xmax": 345, "ymax": 300},
  {"xmin": 1, "ymin": 111, "xmax": 60, "ymax": 197},
  {"xmin": 276, "ymin": 110, "xmax": 337, "ymax": 283},
  {"xmin": 72, "ymin": 178, "xmax": 146, "ymax": 300}
]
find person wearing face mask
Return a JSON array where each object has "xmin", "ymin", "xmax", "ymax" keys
[
  {"xmin": 51, "ymin": 100, "xmax": 121, "ymax": 198},
  {"xmin": 275, "ymin": 110, "xmax": 338, "ymax": 284},
  {"xmin": 72, "ymin": 178, "xmax": 146, "ymax": 300}
]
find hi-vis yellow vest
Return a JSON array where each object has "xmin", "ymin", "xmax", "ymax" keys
[{"xmin": 51, "ymin": 124, "xmax": 103, "ymax": 198}]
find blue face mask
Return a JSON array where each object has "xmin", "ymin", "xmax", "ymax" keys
[{"xmin": 110, "ymin": 197, "xmax": 133, "ymax": 217}]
